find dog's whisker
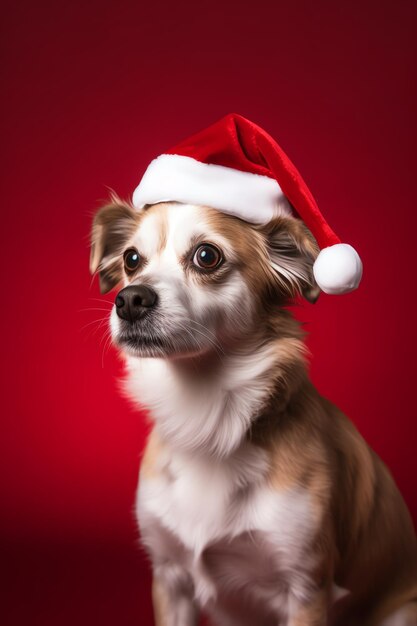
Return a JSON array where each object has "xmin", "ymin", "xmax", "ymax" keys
[
  {"xmin": 101, "ymin": 331, "xmax": 114, "ymax": 368},
  {"xmin": 175, "ymin": 321, "xmax": 207, "ymax": 349},
  {"xmin": 183, "ymin": 317, "xmax": 224, "ymax": 344},
  {"xmin": 99, "ymin": 327, "xmax": 112, "ymax": 347},
  {"xmin": 77, "ymin": 307, "xmax": 111, "ymax": 313},
  {"xmin": 184, "ymin": 318, "xmax": 218, "ymax": 338},
  {"xmin": 88, "ymin": 297, "xmax": 115, "ymax": 306},
  {"xmin": 79, "ymin": 317, "xmax": 110, "ymax": 334},
  {"xmin": 182, "ymin": 320, "xmax": 225, "ymax": 357}
]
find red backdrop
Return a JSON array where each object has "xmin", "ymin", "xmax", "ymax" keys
[{"xmin": 2, "ymin": 1, "xmax": 416, "ymax": 624}]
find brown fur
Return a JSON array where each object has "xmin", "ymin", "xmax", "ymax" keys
[
  {"xmin": 242, "ymin": 313, "xmax": 417, "ymax": 624},
  {"xmin": 205, "ymin": 209, "xmax": 321, "ymax": 305},
  {"xmin": 141, "ymin": 428, "xmax": 164, "ymax": 481},
  {"xmin": 152, "ymin": 578, "xmax": 171, "ymax": 626},
  {"xmin": 90, "ymin": 197, "xmax": 141, "ymax": 293},
  {"xmin": 292, "ymin": 586, "xmax": 332, "ymax": 626},
  {"xmin": 239, "ymin": 307, "xmax": 417, "ymax": 624}
]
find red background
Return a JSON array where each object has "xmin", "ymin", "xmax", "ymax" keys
[{"xmin": 2, "ymin": 1, "xmax": 417, "ymax": 624}]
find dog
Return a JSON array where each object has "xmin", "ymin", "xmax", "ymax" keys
[{"xmin": 90, "ymin": 198, "xmax": 417, "ymax": 625}]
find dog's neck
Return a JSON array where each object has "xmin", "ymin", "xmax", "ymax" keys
[{"xmin": 124, "ymin": 311, "xmax": 308, "ymax": 459}]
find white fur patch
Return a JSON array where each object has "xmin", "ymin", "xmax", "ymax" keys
[
  {"xmin": 125, "ymin": 338, "xmax": 279, "ymax": 457},
  {"xmin": 137, "ymin": 443, "xmax": 319, "ymax": 620}
]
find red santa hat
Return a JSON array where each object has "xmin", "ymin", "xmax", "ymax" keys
[{"xmin": 132, "ymin": 113, "xmax": 362, "ymax": 295}]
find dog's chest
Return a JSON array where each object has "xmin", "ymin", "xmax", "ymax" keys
[{"xmin": 137, "ymin": 445, "xmax": 317, "ymax": 609}]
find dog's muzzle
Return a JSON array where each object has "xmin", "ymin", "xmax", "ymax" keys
[{"xmin": 115, "ymin": 285, "xmax": 158, "ymax": 323}]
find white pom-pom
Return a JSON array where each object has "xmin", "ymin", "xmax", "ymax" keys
[{"xmin": 313, "ymin": 243, "xmax": 363, "ymax": 295}]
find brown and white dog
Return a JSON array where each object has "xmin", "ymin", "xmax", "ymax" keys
[{"xmin": 90, "ymin": 198, "xmax": 417, "ymax": 626}]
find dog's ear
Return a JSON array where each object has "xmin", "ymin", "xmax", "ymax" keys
[
  {"xmin": 90, "ymin": 198, "xmax": 139, "ymax": 294},
  {"xmin": 260, "ymin": 217, "xmax": 321, "ymax": 303}
]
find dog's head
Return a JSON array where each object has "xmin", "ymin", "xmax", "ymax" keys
[{"xmin": 90, "ymin": 199, "xmax": 320, "ymax": 359}]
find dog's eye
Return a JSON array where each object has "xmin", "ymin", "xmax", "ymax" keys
[
  {"xmin": 124, "ymin": 248, "xmax": 141, "ymax": 272},
  {"xmin": 193, "ymin": 244, "xmax": 222, "ymax": 270}
]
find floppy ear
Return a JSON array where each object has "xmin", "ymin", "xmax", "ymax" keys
[
  {"xmin": 260, "ymin": 217, "xmax": 321, "ymax": 303},
  {"xmin": 90, "ymin": 198, "xmax": 139, "ymax": 294}
]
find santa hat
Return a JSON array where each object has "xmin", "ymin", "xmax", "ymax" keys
[{"xmin": 132, "ymin": 113, "xmax": 362, "ymax": 295}]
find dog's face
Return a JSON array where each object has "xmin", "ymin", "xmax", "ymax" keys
[{"xmin": 90, "ymin": 200, "xmax": 319, "ymax": 358}]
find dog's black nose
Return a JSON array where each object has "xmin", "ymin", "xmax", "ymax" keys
[{"xmin": 115, "ymin": 285, "xmax": 157, "ymax": 322}]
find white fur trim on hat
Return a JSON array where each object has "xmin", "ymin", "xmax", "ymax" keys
[
  {"xmin": 132, "ymin": 154, "xmax": 292, "ymax": 222},
  {"xmin": 313, "ymin": 243, "xmax": 363, "ymax": 295}
]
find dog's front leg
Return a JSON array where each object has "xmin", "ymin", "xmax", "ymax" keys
[{"xmin": 151, "ymin": 565, "xmax": 199, "ymax": 626}]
